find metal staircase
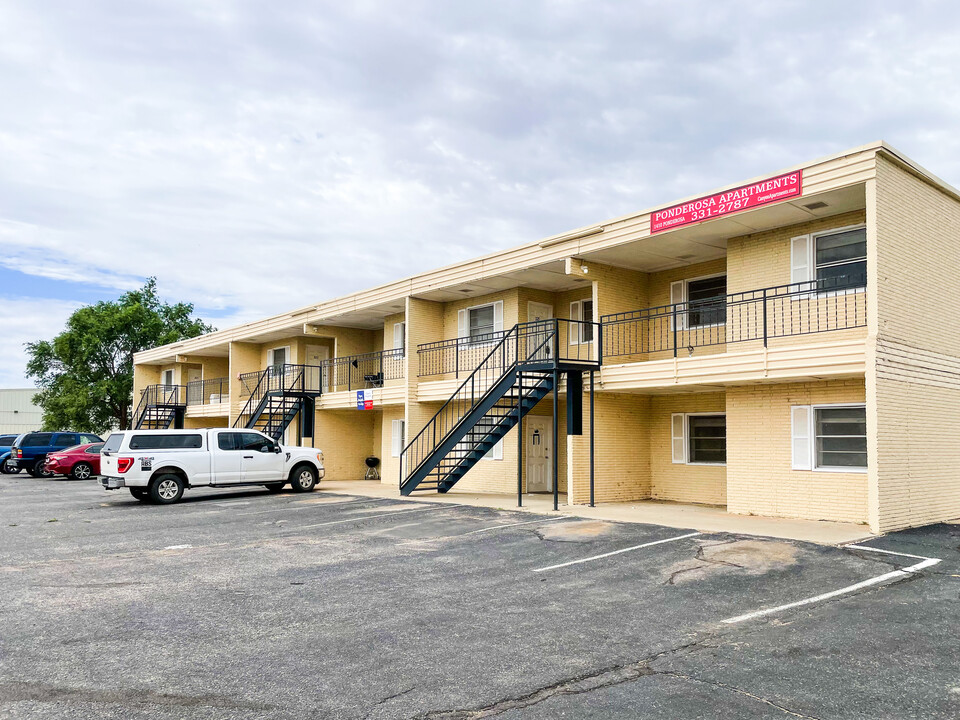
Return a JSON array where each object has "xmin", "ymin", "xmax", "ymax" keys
[
  {"xmin": 134, "ymin": 385, "xmax": 186, "ymax": 429},
  {"xmin": 400, "ymin": 319, "xmax": 600, "ymax": 495},
  {"xmin": 234, "ymin": 364, "xmax": 323, "ymax": 441}
]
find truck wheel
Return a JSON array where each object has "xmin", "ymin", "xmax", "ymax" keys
[
  {"xmin": 31, "ymin": 459, "xmax": 53, "ymax": 478},
  {"xmin": 149, "ymin": 474, "xmax": 185, "ymax": 504},
  {"xmin": 129, "ymin": 488, "xmax": 149, "ymax": 501},
  {"xmin": 289, "ymin": 465, "xmax": 317, "ymax": 493},
  {"xmin": 70, "ymin": 462, "xmax": 94, "ymax": 481},
  {"xmin": 0, "ymin": 461, "xmax": 17, "ymax": 474},
  {"xmin": 264, "ymin": 482, "xmax": 286, "ymax": 493}
]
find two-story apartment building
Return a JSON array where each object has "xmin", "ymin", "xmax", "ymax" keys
[{"xmin": 132, "ymin": 142, "xmax": 960, "ymax": 534}]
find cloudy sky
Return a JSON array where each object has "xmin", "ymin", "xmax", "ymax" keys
[{"xmin": 1, "ymin": 0, "xmax": 958, "ymax": 386}]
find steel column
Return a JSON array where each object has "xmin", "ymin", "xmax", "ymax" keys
[
  {"xmin": 552, "ymin": 367, "xmax": 559, "ymax": 512},
  {"xmin": 517, "ymin": 370, "xmax": 523, "ymax": 507},
  {"xmin": 589, "ymin": 369, "xmax": 595, "ymax": 508}
]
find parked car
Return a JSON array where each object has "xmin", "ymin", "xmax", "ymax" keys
[
  {"xmin": 0, "ymin": 434, "xmax": 20, "ymax": 474},
  {"xmin": 9, "ymin": 431, "xmax": 104, "ymax": 478},
  {"xmin": 100, "ymin": 428, "xmax": 324, "ymax": 504},
  {"xmin": 44, "ymin": 442, "xmax": 104, "ymax": 480}
]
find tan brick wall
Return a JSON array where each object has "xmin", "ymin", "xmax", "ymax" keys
[
  {"xmin": 726, "ymin": 379, "xmax": 868, "ymax": 523},
  {"xmin": 228, "ymin": 341, "xmax": 262, "ymax": 423},
  {"xmin": 183, "ymin": 416, "xmax": 228, "ymax": 429},
  {"xmin": 313, "ymin": 408, "xmax": 377, "ymax": 481},
  {"xmin": 568, "ymin": 389, "xmax": 650, "ymax": 504},
  {"xmin": 380, "ymin": 405, "xmax": 404, "ymax": 484},
  {"xmin": 649, "ymin": 393, "xmax": 727, "ymax": 505},
  {"xmin": 871, "ymin": 154, "xmax": 960, "ymax": 531},
  {"xmin": 727, "ymin": 210, "xmax": 866, "ymax": 293}
]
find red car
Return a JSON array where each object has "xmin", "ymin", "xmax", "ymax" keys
[{"xmin": 44, "ymin": 443, "xmax": 103, "ymax": 480}]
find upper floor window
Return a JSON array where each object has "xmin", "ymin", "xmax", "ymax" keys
[
  {"xmin": 670, "ymin": 275, "xmax": 727, "ymax": 330},
  {"xmin": 815, "ymin": 227, "xmax": 866, "ymax": 291},
  {"xmin": 791, "ymin": 225, "xmax": 866, "ymax": 293},
  {"xmin": 458, "ymin": 301, "xmax": 503, "ymax": 344},
  {"xmin": 570, "ymin": 299, "xmax": 594, "ymax": 344}
]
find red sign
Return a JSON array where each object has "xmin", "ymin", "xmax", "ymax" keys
[{"xmin": 650, "ymin": 170, "xmax": 803, "ymax": 234}]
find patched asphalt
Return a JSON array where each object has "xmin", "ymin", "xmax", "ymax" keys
[{"xmin": 1, "ymin": 474, "xmax": 957, "ymax": 719}]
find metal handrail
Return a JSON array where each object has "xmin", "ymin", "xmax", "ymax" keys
[
  {"xmin": 400, "ymin": 318, "xmax": 599, "ymax": 490},
  {"xmin": 232, "ymin": 364, "xmax": 323, "ymax": 428},
  {"xmin": 134, "ymin": 384, "xmax": 186, "ymax": 428},
  {"xmin": 186, "ymin": 377, "xmax": 229, "ymax": 405},
  {"xmin": 417, "ymin": 330, "xmax": 508, "ymax": 379},
  {"xmin": 601, "ymin": 274, "xmax": 866, "ymax": 359},
  {"xmin": 321, "ymin": 347, "xmax": 405, "ymax": 392}
]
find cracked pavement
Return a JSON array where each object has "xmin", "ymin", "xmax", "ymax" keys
[{"xmin": 1, "ymin": 475, "xmax": 958, "ymax": 719}]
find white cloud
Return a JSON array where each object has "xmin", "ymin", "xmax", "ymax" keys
[
  {"xmin": 0, "ymin": 298, "xmax": 83, "ymax": 387},
  {"xmin": 0, "ymin": 0, "xmax": 959, "ymax": 384}
]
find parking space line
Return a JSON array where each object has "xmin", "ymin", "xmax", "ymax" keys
[
  {"xmin": 722, "ymin": 544, "xmax": 942, "ymax": 625},
  {"xmin": 233, "ymin": 497, "xmax": 382, "ymax": 516},
  {"xmin": 282, "ymin": 504, "xmax": 459, "ymax": 532},
  {"xmin": 532, "ymin": 531, "xmax": 702, "ymax": 573},
  {"xmin": 461, "ymin": 516, "xmax": 574, "ymax": 536}
]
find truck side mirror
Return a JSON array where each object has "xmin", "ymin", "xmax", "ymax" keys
[{"xmin": 273, "ymin": 444, "xmax": 282, "ymax": 453}]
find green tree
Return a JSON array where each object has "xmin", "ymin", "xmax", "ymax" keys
[{"xmin": 25, "ymin": 278, "xmax": 214, "ymax": 433}]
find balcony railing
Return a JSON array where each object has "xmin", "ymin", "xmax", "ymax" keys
[
  {"xmin": 238, "ymin": 364, "xmax": 325, "ymax": 399},
  {"xmin": 602, "ymin": 275, "xmax": 867, "ymax": 360},
  {"xmin": 323, "ymin": 348, "xmax": 405, "ymax": 392},
  {"xmin": 417, "ymin": 330, "xmax": 510, "ymax": 379},
  {"xmin": 237, "ymin": 348, "xmax": 405, "ymax": 399},
  {"xmin": 186, "ymin": 377, "xmax": 229, "ymax": 405}
]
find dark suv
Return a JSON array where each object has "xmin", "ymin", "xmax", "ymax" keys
[{"xmin": 10, "ymin": 431, "xmax": 103, "ymax": 478}]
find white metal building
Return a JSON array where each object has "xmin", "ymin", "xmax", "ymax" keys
[{"xmin": 0, "ymin": 389, "xmax": 43, "ymax": 434}]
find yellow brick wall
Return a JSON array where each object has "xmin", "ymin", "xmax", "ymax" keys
[
  {"xmin": 183, "ymin": 416, "xmax": 228, "ymax": 429},
  {"xmin": 727, "ymin": 210, "xmax": 866, "ymax": 293},
  {"xmin": 380, "ymin": 405, "xmax": 404, "ymax": 484},
  {"xmin": 228, "ymin": 341, "xmax": 262, "ymax": 423},
  {"xmin": 872, "ymin": 154, "xmax": 960, "ymax": 531},
  {"xmin": 442, "ymin": 289, "xmax": 520, "ymax": 340},
  {"xmin": 726, "ymin": 379, "xmax": 868, "ymax": 523},
  {"xmin": 313, "ymin": 408, "xmax": 377, "ymax": 481},
  {"xmin": 649, "ymin": 393, "xmax": 727, "ymax": 505},
  {"xmin": 568, "ymin": 389, "xmax": 650, "ymax": 504}
]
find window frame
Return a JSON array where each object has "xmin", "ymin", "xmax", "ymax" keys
[
  {"xmin": 791, "ymin": 403, "xmax": 868, "ymax": 473},
  {"xmin": 811, "ymin": 223, "xmax": 867, "ymax": 297},
  {"xmin": 671, "ymin": 412, "xmax": 727, "ymax": 466},
  {"xmin": 671, "ymin": 273, "xmax": 728, "ymax": 331},
  {"xmin": 569, "ymin": 298, "xmax": 595, "ymax": 345},
  {"xmin": 267, "ymin": 346, "xmax": 291, "ymax": 369},
  {"xmin": 460, "ymin": 301, "xmax": 503, "ymax": 346},
  {"xmin": 812, "ymin": 403, "xmax": 867, "ymax": 473}
]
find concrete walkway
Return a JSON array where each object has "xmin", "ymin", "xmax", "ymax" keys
[{"xmin": 320, "ymin": 480, "xmax": 875, "ymax": 545}]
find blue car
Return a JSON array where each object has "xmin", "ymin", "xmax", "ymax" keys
[
  {"xmin": 0, "ymin": 434, "xmax": 19, "ymax": 474},
  {"xmin": 9, "ymin": 431, "xmax": 103, "ymax": 478}
]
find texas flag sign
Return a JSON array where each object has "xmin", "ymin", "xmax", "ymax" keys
[{"xmin": 356, "ymin": 389, "xmax": 374, "ymax": 410}]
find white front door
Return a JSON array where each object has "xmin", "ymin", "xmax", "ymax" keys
[
  {"xmin": 527, "ymin": 302, "xmax": 554, "ymax": 362},
  {"xmin": 305, "ymin": 344, "xmax": 330, "ymax": 392},
  {"xmin": 528, "ymin": 302, "xmax": 553, "ymax": 322},
  {"xmin": 187, "ymin": 368, "xmax": 202, "ymax": 384},
  {"xmin": 526, "ymin": 416, "xmax": 552, "ymax": 493}
]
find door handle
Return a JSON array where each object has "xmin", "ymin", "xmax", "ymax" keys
[{"xmin": 243, "ymin": 455, "xmax": 254, "ymax": 459}]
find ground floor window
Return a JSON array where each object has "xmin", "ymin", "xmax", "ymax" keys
[
  {"xmin": 792, "ymin": 404, "xmax": 867, "ymax": 471},
  {"xmin": 672, "ymin": 413, "xmax": 726, "ymax": 465}
]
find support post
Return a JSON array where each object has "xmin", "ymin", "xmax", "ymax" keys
[
  {"xmin": 552, "ymin": 367, "xmax": 559, "ymax": 512},
  {"xmin": 589, "ymin": 370, "xmax": 595, "ymax": 508},
  {"xmin": 517, "ymin": 370, "xmax": 523, "ymax": 507}
]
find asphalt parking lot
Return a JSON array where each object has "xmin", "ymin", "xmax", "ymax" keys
[{"xmin": 1, "ymin": 475, "xmax": 958, "ymax": 719}]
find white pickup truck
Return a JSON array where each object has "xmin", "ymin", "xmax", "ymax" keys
[{"xmin": 99, "ymin": 428, "xmax": 324, "ymax": 504}]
